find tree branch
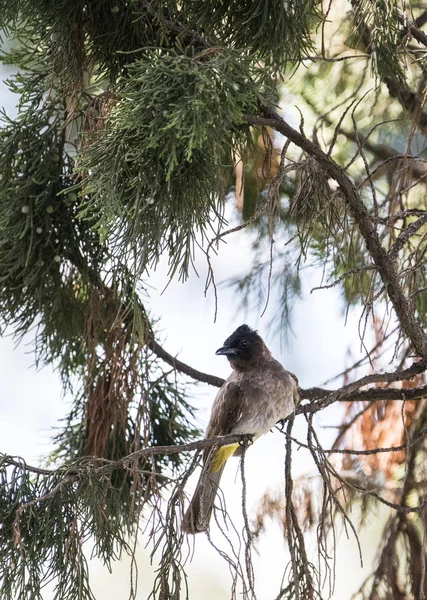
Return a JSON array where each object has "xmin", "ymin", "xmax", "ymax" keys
[
  {"xmin": 284, "ymin": 426, "xmax": 427, "ymax": 456},
  {"xmin": 243, "ymin": 108, "xmax": 427, "ymax": 359},
  {"xmin": 299, "ymin": 384, "xmax": 427, "ymax": 412},
  {"xmin": 298, "ymin": 359, "xmax": 427, "ymax": 414},
  {"xmin": 6, "ymin": 434, "xmax": 251, "ymax": 492},
  {"xmin": 147, "ymin": 338, "xmax": 225, "ymax": 388},
  {"xmin": 398, "ymin": 10, "xmax": 427, "ymax": 48},
  {"xmin": 415, "ymin": 10, "xmax": 427, "ymax": 29},
  {"xmin": 75, "ymin": 260, "xmax": 226, "ymax": 388},
  {"xmin": 388, "ymin": 213, "xmax": 427, "ymax": 260},
  {"xmin": 146, "ymin": 337, "xmax": 427, "ymax": 409},
  {"xmin": 357, "ymin": 15, "xmax": 427, "ymax": 134}
]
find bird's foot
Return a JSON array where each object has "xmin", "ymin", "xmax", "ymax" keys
[
  {"xmin": 277, "ymin": 419, "xmax": 286, "ymax": 431},
  {"xmin": 239, "ymin": 434, "xmax": 254, "ymax": 449}
]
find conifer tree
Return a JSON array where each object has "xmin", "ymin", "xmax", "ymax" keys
[{"xmin": 1, "ymin": 1, "xmax": 427, "ymax": 598}]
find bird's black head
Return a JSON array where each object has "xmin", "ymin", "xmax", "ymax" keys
[{"xmin": 215, "ymin": 324, "xmax": 264, "ymax": 368}]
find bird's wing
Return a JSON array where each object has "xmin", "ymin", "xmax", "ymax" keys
[
  {"xmin": 203, "ymin": 363, "xmax": 297, "ymax": 471},
  {"xmin": 203, "ymin": 380, "xmax": 247, "ymax": 471},
  {"xmin": 207, "ymin": 364, "xmax": 297, "ymax": 438},
  {"xmin": 206, "ymin": 380, "xmax": 245, "ymax": 438}
]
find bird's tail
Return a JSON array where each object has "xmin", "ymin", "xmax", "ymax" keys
[
  {"xmin": 182, "ymin": 442, "xmax": 240, "ymax": 534},
  {"xmin": 181, "ymin": 466, "xmax": 224, "ymax": 534}
]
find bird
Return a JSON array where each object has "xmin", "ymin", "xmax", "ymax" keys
[{"xmin": 182, "ymin": 324, "xmax": 298, "ymax": 534}]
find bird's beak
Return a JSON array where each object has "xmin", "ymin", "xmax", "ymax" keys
[{"xmin": 215, "ymin": 346, "xmax": 238, "ymax": 356}]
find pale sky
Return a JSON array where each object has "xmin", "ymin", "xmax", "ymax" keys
[{"xmin": 0, "ymin": 57, "xmax": 383, "ymax": 600}]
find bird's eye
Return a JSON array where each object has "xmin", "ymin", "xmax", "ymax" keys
[{"xmin": 240, "ymin": 340, "xmax": 248, "ymax": 348}]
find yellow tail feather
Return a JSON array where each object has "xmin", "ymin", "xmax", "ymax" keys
[{"xmin": 210, "ymin": 443, "xmax": 240, "ymax": 473}]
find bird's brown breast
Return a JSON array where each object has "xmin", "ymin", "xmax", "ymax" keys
[{"xmin": 206, "ymin": 358, "xmax": 296, "ymax": 440}]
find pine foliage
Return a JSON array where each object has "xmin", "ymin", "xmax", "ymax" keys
[{"xmin": 79, "ymin": 48, "xmax": 263, "ymax": 278}]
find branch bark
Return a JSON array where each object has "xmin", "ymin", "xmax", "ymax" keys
[
  {"xmin": 388, "ymin": 213, "xmax": 427, "ymax": 260},
  {"xmin": 147, "ymin": 337, "xmax": 225, "ymax": 387},
  {"xmin": 397, "ymin": 10, "xmax": 427, "ymax": 48}
]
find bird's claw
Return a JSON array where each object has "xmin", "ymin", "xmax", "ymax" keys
[{"xmin": 239, "ymin": 434, "xmax": 254, "ymax": 448}]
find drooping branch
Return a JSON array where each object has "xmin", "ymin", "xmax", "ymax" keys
[
  {"xmin": 302, "ymin": 87, "xmax": 427, "ymax": 182},
  {"xmin": 243, "ymin": 108, "xmax": 427, "ymax": 359}
]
